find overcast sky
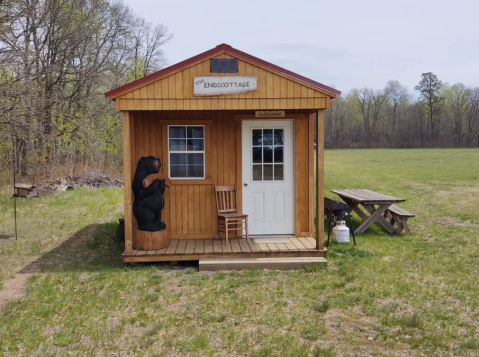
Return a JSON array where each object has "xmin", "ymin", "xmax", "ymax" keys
[{"xmin": 123, "ymin": 0, "xmax": 479, "ymax": 94}]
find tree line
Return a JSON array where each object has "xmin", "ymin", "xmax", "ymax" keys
[
  {"xmin": 325, "ymin": 73, "xmax": 479, "ymax": 149},
  {"xmin": 0, "ymin": 0, "xmax": 171, "ymax": 182},
  {"xmin": 1, "ymin": 1, "xmax": 477, "ymax": 185}
]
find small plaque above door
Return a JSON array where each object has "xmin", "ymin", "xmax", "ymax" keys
[
  {"xmin": 255, "ymin": 111, "xmax": 285, "ymax": 118},
  {"xmin": 210, "ymin": 58, "xmax": 238, "ymax": 73}
]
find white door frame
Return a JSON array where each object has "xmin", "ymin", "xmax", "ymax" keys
[{"xmin": 241, "ymin": 119, "xmax": 295, "ymax": 236}]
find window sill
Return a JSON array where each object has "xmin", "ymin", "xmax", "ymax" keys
[{"xmin": 170, "ymin": 179, "xmax": 214, "ymax": 186}]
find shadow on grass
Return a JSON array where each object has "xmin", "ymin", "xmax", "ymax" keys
[
  {"xmin": 18, "ymin": 222, "xmax": 124, "ymax": 275},
  {"xmin": 323, "ymin": 215, "xmax": 404, "ymax": 241},
  {"xmin": 18, "ymin": 221, "xmax": 198, "ymax": 275}
]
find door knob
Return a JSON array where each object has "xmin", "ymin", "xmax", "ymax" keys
[{"xmin": 244, "ymin": 183, "xmax": 248, "ymax": 187}]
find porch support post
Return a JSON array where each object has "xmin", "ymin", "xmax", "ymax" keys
[
  {"xmin": 316, "ymin": 110, "xmax": 325, "ymax": 250},
  {"xmin": 122, "ymin": 111, "xmax": 133, "ymax": 254}
]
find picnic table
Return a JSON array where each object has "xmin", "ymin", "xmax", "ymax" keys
[{"xmin": 331, "ymin": 189, "xmax": 405, "ymax": 234}]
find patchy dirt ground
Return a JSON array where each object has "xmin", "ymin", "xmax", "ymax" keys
[
  {"xmin": 0, "ymin": 274, "xmax": 31, "ymax": 311},
  {"xmin": 0, "ymin": 224, "xmax": 103, "ymax": 311}
]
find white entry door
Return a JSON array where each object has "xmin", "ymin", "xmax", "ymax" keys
[{"xmin": 242, "ymin": 120, "xmax": 294, "ymax": 235}]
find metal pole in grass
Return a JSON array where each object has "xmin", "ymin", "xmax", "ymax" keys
[{"xmin": 12, "ymin": 135, "xmax": 18, "ymax": 240}]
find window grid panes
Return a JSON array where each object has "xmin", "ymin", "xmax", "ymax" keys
[
  {"xmin": 169, "ymin": 125, "xmax": 205, "ymax": 179},
  {"xmin": 252, "ymin": 128, "xmax": 284, "ymax": 181}
]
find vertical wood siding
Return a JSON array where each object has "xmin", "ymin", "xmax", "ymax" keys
[
  {"xmin": 294, "ymin": 115, "xmax": 309, "ymax": 237},
  {"xmin": 128, "ymin": 110, "xmax": 313, "ymax": 239},
  {"xmin": 116, "ymin": 54, "xmax": 330, "ymax": 111}
]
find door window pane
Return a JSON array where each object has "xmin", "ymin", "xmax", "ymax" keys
[
  {"xmin": 274, "ymin": 146, "xmax": 283, "ymax": 163},
  {"xmin": 274, "ymin": 129, "xmax": 284, "ymax": 145},
  {"xmin": 274, "ymin": 164, "xmax": 284, "ymax": 180},
  {"xmin": 263, "ymin": 146, "xmax": 273, "ymax": 163},
  {"xmin": 252, "ymin": 147, "xmax": 262, "ymax": 163},
  {"xmin": 252, "ymin": 129, "xmax": 262, "ymax": 146},
  {"xmin": 263, "ymin": 129, "xmax": 273, "ymax": 145},
  {"xmin": 263, "ymin": 165, "xmax": 273, "ymax": 181},
  {"xmin": 251, "ymin": 127, "xmax": 286, "ymax": 181},
  {"xmin": 253, "ymin": 165, "xmax": 262, "ymax": 181}
]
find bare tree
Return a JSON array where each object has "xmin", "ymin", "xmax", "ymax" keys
[
  {"xmin": 324, "ymin": 84, "xmax": 348, "ymax": 148},
  {"xmin": 0, "ymin": 0, "xmax": 172, "ymax": 180},
  {"xmin": 129, "ymin": 18, "xmax": 172, "ymax": 80},
  {"xmin": 352, "ymin": 88, "xmax": 389, "ymax": 148},
  {"xmin": 385, "ymin": 80, "xmax": 410, "ymax": 147},
  {"xmin": 465, "ymin": 88, "xmax": 479, "ymax": 147},
  {"xmin": 445, "ymin": 83, "xmax": 470, "ymax": 146},
  {"xmin": 324, "ymin": 78, "xmax": 478, "ymax": 150},
  {"xmin": 415, "ymin": 72, "xmax": 443, "ymax": 147}
]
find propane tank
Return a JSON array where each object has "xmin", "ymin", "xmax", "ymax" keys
[{"xmin": 332, "ymin": 221, "xmax": 350, "ymax": 243}]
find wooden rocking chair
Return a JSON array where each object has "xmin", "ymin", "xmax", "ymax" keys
[{"xmin": 215, "ymin": 185, "xmax": 249, "ymax": 245}]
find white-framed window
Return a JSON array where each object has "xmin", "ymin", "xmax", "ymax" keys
[{"xmin": 168, "ymin": 125, "xmax": 205, "ymax": 179}]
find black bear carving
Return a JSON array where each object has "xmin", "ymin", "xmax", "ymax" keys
[{"xmin": 132, "ymin": 156, "xmax": 166, "ymax": 231}]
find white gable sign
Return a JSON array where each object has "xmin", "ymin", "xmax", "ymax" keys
[{"xmin": 194, "ymin": 76, "xmax": 257, "ymax": 96}]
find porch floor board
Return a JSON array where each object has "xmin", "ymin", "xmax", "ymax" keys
[{"xmin": 122, "ymin": 238, "xmax": 327, "ymax": 262}]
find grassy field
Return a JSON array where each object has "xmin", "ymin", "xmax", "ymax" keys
[{"xmin": 0, "ymin": 148, "xmax": 478, "ymax": 356}]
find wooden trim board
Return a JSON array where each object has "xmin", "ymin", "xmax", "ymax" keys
[
  {"xmin": 122, "ymin": 111, "xmax": 133, "ymax": 254},
  {"xmin": 233, "ymin": 114, "xmax": 306, "ymax": 121},
  {"xmin": 199, "ymin": 257, "xmax": 327, "ymax": 271},
  {"xmin": 123, "ymin": 250, "xmax": 327, "ymax": 263},
  {"xmin": 316, "ymin": 110, "xmax": 325, "ymax": 250}
]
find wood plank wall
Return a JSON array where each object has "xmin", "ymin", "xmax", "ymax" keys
[
  {"xmin": 116, "ymin": 54, "xmax": 330, "ymax": 111},
  {"xmin": 295, "ymin": 113, "xmax": 311, "ymax": 237},
  {"xmin": 128, "ymin": 110, "xmax": 314, "ymax": 239}
]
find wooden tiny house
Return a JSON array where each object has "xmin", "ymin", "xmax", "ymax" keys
[{"xmin": 105, "ymin": 44, "xmax": 340, "ymax": 263}]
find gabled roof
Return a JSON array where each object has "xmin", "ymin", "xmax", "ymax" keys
[{"xmin": 104, "ymin": 43, "xmax": 341, "ymax": 99}]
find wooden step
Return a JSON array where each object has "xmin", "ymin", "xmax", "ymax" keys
[{"xmin": 199, "ymin": 257, "xmax": 327, "ymax": 271}]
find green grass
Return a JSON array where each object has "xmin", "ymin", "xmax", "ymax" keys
[
  {"xmin": 0, "ymin": 148, "xmax": 478, "ymax": 356},
  {"xmin": 0, "ymin": 187, "xmax": 124, "ymax": 289},
  {"xmin": 313, "ymin": 300, "xmax": 330, "ymax": 313}
]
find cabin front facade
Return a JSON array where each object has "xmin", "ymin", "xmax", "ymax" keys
[{"xmin": 105, "ymin": 44, "xmax": 340, "ymax": 263}]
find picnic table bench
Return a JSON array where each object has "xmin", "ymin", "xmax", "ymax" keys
[
  {"xmin": 384, "ymin": 204, "xmax": 415, "ymax": 235},
  {"xmin": 331, "ymin": 189, "xmax": 405, "ymax": 234}
]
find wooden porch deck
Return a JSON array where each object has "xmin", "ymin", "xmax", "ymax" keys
[{"xmin": 122, "ymin": 237, "xmax": 326, "ymax": 263}]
